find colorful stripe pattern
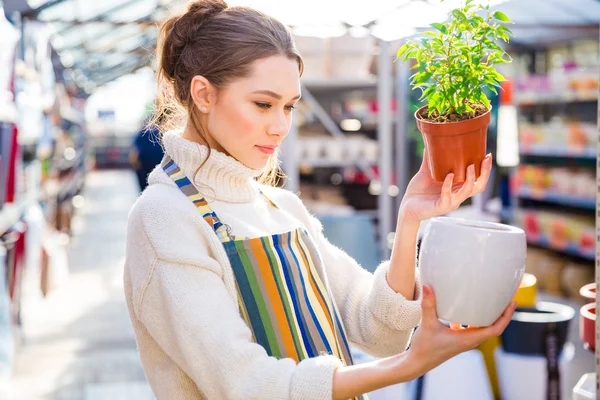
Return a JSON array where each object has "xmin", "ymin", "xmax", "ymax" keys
[{"xmin": 163, "ymin": 157, "xmax": 367, "ymax": 399}]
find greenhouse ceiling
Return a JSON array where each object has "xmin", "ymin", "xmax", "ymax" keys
[{"xmin": 3, "ymin": 0, "xmax": 599, "ymax": 96}]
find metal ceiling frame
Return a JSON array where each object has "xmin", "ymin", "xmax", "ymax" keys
[
  {"xmin": 58, "ymin": 19, "xmax": 156, "ymax": 52},
  {"xmin": 50, "ymin": 0, "xmax": 152, "ymax": 35},
  {"xmin": 90, "ymin": 56, "xmax": 152, "ymax": 88},
  {"xmin": 23, "ymin": 0, "xmax": 69, "ymax": 17}
]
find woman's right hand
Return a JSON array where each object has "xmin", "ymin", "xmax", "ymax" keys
[{"xmin": 405, "ymin": 285, "xmax": 517, "ymax": 377}]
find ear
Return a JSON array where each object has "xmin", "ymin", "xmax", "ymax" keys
[{"xmin": 190, "ymin": 75, "xmax": 217, "ymax": 112}]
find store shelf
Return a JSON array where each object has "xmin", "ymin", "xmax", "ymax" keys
[
  {"xmin": 302, "ymin": 77, "xmax": 377, "ymax": 90},
  {"xmin": 300, "ymin": 159, "xmax": 362, "ymax": 168},
  {"xmin": 520, "ymin": 145, "xmax": 596, "ymax": 159},
  {"xmin": 518, "ymin": 187, "xmax": 596, "ymax": 210},
  {"xmin": 517, "ymin": 93, "xmax": 598, "ymax": 106},
  {"xmin": 527, "ymin": 234, "xmax": 595, "ymax": 261}
]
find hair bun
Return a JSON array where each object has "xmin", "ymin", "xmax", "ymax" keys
[{"xmin": 187, "ymin": 0, "xmax": 228, "ymax": 21}]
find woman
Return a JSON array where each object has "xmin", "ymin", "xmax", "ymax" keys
[{"xmin": 123, "ymin": 1, "xmax": 516, "ymax": 399}]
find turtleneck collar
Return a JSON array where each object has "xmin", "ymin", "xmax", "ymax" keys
[{"xmin": 161, "ymin": 130, "xmax": 265, "ymax": 203}]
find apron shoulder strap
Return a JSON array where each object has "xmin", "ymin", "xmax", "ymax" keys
[{"xmin": 162, "ymin": 156, "xmax": 229, "ymax": 240}]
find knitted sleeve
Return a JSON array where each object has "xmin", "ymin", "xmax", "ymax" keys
[{"xmin": 125, "ymin": 187, "xmax": 343, "ymax": 400}]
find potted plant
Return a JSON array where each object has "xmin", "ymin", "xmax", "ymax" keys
[{"xmin": 397, "ymin": 0, "xmax": 513, "ymax": 182}]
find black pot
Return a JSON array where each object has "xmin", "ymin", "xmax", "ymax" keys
[{"xmin": 501, "ymin": 301, "xmax": 575, "ymax": 356}]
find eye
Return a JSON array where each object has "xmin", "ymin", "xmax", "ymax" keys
[
  {"xmin": 284, "ymin": 105, "xmax": 297, "ymax": 112},
  {"xmin": 255, "ymin": 102, "xmax": 271, "ymax": 109}
]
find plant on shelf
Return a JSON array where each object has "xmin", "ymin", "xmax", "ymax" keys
[{"xmin": 397, "ymin": 0, "xmax": 513, "ymax": 183}]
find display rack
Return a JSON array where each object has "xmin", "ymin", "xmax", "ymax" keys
[{"xmin": 509, "ymin": 37, "xmax": 598, "ymax": 303}]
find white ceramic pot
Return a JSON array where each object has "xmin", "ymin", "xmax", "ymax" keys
[{"xmin": 419, "ymin": 217, "xmax": 526, "ymax": 326}]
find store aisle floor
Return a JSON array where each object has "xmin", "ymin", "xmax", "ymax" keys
[{"xmin": 10, "ymin": 170, "xmax": 154, "ymax": 400}]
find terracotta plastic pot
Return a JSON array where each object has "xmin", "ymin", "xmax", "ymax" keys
[
  {"xmin": 579, "ymin": 282, "xmax": 596, "ymax": 301},
  {"xmin": 415, "ymin": 105, "xmax": 491, "ymax": 183},
  {"xmin": 579, "ymin": 302, "xmax": 595, "ymax": 351}
]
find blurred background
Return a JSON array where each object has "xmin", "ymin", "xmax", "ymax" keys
[{"xmin": 0, "ymin": 0, "xmax": 598, "ymax": 399}]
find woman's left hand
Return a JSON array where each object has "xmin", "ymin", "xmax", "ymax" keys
[{"xmin": 400, "ymin": 148, "xmax": 493, "ymax": 223}]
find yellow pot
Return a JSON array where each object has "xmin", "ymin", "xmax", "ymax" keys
[
  {"xmin": 513, "ymin": 273, "xmax": 537, "ymax": 307},
  {"xmin": 479, "ymin": 273, "xmax": 538, "ymax": 398}
]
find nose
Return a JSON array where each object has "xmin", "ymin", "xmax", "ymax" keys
[{"xmin": 266, "ymin": 111, "xmax": 290, "ymax": 137}]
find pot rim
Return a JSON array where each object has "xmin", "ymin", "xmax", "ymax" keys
[
  {"xmin": 581, "ymin": 303, "xmax": 596, "ymax": 321},
  {"xmin": 414, "ymin": 104, "xmax": 492, "ymax": 126},
  {"xmin": 428, "ymin": 216, "xmax": 524, "ymax": 235},
  {"xmin": 579, "ymin": 283, "xmax": 596, "ymax": 300},
  {"xmin": 512, "ymin": 301, "xmax": 575, "ymax": 323}
]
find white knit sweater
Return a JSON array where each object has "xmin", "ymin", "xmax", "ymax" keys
[{"xmin": 123, "ymin": 130, "xmax": 423, "ymax": 400}]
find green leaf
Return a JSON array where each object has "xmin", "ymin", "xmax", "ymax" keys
[
  {"xmin": 413, "ymin": 71, "xmax": 433, "ymax": 85},
  {"xmin": 493, "ymin": 71, "xmax": 507, "ymax": 81},
  {"xmin": 436, "ymin": 102, "xmax": 444, "ymax": 116},
  {"xmin": 452, "ymin": 9, "xmax": 468, "ymax": 21},
  {"xmin": 431, "ymin": 22, "xmax": 447, "ymax": 34},
  {"xmin": 498, "ymin": 25, "xmax": 514, "ymax": 36},
  {"xmin": 493, "ymin": 11, "xmax": 512, "ymax": 23},
  {"xmin": 403, "ymin": 49, "xmax": 417, "ymax": 62},
  {"xmin": 480, "ymin": 94, "xmax": 491, "ymax": 109},
  {"xmin": 419, "ymin": 85, "xmax": 436, "ymax": 101},
  {"xmin": 397, "ymin": 43, "xmax": 411, "ymax": 59}
]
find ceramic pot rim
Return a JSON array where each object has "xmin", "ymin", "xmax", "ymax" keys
[
  {"xmin": 581, "ymin": 303, "xmax": 596, "ymax": 321},
  {"xmin": 579, "ymin": 283, "xmax": 596, "ymax": 300},
  {"xmin": 429, "ymin": 216, "xmax": 524, "ymax": 235},
  {"xmin": 512, "ymin": 301, "xmax": 575, "ymax": 323}
]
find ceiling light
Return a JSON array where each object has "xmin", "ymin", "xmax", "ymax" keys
[{"xmin": 341, "ymin": 119, "xmax": 362, "ymax": 132}]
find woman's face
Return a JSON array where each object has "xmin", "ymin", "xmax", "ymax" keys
[{"xmin": 206, "ymin": 56, "xmax": 301, "ymax": 170}]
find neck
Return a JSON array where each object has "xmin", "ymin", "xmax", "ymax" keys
[
  {"xmin": 182, "ymin": 118, "xmax": 228, "ymax": 155},
  {"xmin": 161, "ymin": 129, "xmax": 265, "ymax": 203}
]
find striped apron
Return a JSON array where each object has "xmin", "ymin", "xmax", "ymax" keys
[{"xmin": 163, "ymin": 157, "xmax": 367, "ymax": 399}]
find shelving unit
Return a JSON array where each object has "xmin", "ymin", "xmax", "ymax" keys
[
  {"xmin": 507, "ymin": 35, "xmax": 598, "ymax": 309},
  {"xmin": 517, "ymin": 187, "xmax": 596, "ymax": 210},
  {"xmin": 520, "ymin": 145, "xmax": 597, "ymax": 159}
]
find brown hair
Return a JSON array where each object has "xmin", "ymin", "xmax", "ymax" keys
[{"xmin": 155, "ymin": 0, "xmax": 304, "ymax": 186}]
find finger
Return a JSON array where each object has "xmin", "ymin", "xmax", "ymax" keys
[
  {"xmin": 474, "ymin": 154, "xmax": 492, "ymax": 194},
  {"xmin": 453, "ymin": 164, "xmax": 475, "ymax": 203},
  {"xmin": 420, "ymin": 285, "xmax": 439, "ymax": 325},
  {"xmin": 419, "ymin": 147, "xmax": 430, "ymax": 172},
  {"xmin": 439, "ymin": 173, "xmax": 453, "ymax": 211},
  {"xmin": 488, "ymin": 301, "xmax": 518, "ymax": 336}
]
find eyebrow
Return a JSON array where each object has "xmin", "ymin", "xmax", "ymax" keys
[{"xmin": 251, "ymin": 90, "xmax": 301, "ymax": 101}]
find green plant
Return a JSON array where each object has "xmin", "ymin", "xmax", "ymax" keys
[{"xmin": 397, "ymin": 0, "xmax": 513, "ymax": 122}]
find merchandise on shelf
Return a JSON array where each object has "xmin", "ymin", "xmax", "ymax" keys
[
  {"xmin": 515, "ymin": 209, "xmax": 595, "ymax": 261},
  {"xmin": 515, "ymin": 70, "xmax": 599, "ymax": 104},
  {"xmin": 298, "ymin": 135, "xmax": 378, "ymax": 166},
  {"xmin": 519, "ymin": 120, "xmax": 597, "ymax": 154},
  {"xmin": 513, "ymin": 165, "xmax": 596, "ymax": 204}
]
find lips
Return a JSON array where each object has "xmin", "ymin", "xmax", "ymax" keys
[{"xmin": 256, "ymin": 145, "xmax": 277, "ymax": 155}]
